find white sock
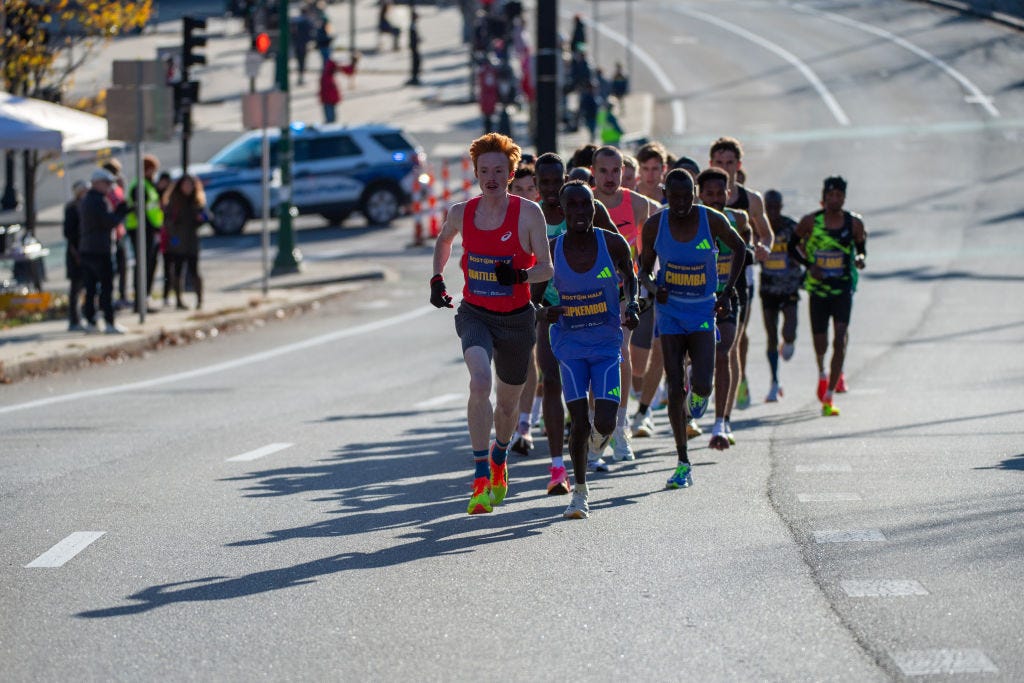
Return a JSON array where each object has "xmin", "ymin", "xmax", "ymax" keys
[
  {"xmin": 616, "ymin": 402, "xmax": 628, "ymax": 428},
  {"xmin": 530, "ymin": 397, "xmax": 543, "ymax": 424},
  {"xmin": 551, "ymin": 456, "xmax": 564, "ymax": 469}
]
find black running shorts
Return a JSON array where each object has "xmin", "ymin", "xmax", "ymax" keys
[{"xmin": 808, "ymin": 291, "xmax": 853, "ymax": 334}]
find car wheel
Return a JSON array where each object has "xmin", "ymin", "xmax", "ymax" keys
[
  {"xmin": 361, "ymin": 184, "xmax": 402, "ymax": 226},
  {"xmin": 211, "ymin": 194, "xmax": 252, "ymax": 235}
]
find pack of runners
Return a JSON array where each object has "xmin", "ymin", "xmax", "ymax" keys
[{"xmin": 431, "ymin": 133, "xmax": 867, "ymax": 519}]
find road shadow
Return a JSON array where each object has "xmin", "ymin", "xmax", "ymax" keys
[
  {"xmin": 975, "ymin": 453, "xmax": 1024, "ymax": 472},
  {"xmin": 79, "ymin": 408, "xmax": 658, "ymax": 619},
  {"xmin": 865, "ymin": 266, "xmax": 1024, "ymax": 284}
]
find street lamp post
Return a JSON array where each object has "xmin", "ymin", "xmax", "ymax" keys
[{"xmin": 272, "ymin": 0, "xmax": 301, "ymax": 274}]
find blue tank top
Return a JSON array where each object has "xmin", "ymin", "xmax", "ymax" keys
[
  {"xmin": 549, "ymin": 229, "xmax": 623, "ymax": 360},
  {"xmin": 655, "ymin": 205, "xmax": 718, "ymax": 308}
]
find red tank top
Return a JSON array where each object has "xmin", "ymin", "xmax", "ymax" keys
[
  {"xmin": 460, "ymin": 195, "xmax": 536, "ymax": 312},
  {"xmin": 606, "ymin": 188, "xmax": 640, "ymax": 255}
]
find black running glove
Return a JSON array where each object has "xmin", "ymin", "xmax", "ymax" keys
[
  {"xmin": 429, "ymin": 274, "xmax": 453, "ymax": 308},
  {"xmin": 494, "ymin": 261, "xmax": 528, "ymax": 286}
]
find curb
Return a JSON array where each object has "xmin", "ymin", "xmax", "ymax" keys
[
  {"xmin": 914, "ymin": 0, "xmax": 1024, "ymax": 30},
  {"xmin": 0, "ymin": 269, "xmax": 386, "ymax": 385}
]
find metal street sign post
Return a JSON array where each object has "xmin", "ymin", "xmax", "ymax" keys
[{"xmin": 242, "ymin": 90, "xmax": 286, "ymax": 296}]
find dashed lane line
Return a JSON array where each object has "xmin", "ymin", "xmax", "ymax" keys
[
  {"xmin": 841, "ymin": 579, "xmax": 930, "ymax": 597},
  {"xmin": 226, "ymin": 443, "xmax": 294, "ymax": 462},
  {"xmin": 26, "ymin": 531, "xmax": 106, "ymax": 568},
  {"xmin": 813, "ymin": 529, "xmax": 887, "ymax": 543}
]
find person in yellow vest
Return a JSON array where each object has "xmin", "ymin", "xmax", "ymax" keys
[
  {"xmin": 125, "ymin": 154, "xmax": 165, "ymax": 312},
  {"xmin": 596, "ymin": 102, "xmax": 624, "ymax": 146}
]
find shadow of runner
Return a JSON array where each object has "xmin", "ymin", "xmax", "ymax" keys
[{"xmin": 77, "ymin": 413, "xmax": 600, "ymax": 619}]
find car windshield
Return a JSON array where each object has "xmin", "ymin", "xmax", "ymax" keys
[{"xmin": 209, "ymin": 137, "xmax": 275, "ymax": 168}]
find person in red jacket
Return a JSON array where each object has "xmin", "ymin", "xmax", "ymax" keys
[{"xmin": 319, "ymin": 52, "xmax": 359, "ymax": 123}]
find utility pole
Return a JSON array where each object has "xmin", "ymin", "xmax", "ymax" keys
[
  {"xmin": 272, "ymin": 0, "xmax": 301, "ymax": 274},
  {"xmin": 535, "ymin": 0, "xmax": 559, "ymax": 154}
]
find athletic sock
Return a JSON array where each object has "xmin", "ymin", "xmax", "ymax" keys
[
  {"xmin": 492, "ymin": 438, "xmax": 509, "ymax": 466},
  {"xmin": 823, "ymin": 390, "xmax": 833, "ymax": 403},
  {"xmin": 551, "ymin": 456, "xmax": 564, "ymax": 469},
  {"xmin": 473, "ymin": 449, "xmax": 490, "ymax": 479},
  {"xmin": 767, "ymin": 349, "xmax": 779, "ymax": 383},
  {"xmin": 616, "ymin": 402, "xmax": 628, "ymax": 428},
  {"xmin": 517, "ymin": 412, "xmax": 530, "ymax": 433},
  {"xmin": 529, "ymin": 396, "xmax": 543, "ymax": 424}
]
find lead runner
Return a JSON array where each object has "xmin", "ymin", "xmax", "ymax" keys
[{"xmin": 429, "ymin": 133, "xmax": 554, "ymax": 515}]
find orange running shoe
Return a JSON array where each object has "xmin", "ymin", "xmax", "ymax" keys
[
  {"xmin": 816, "ymin": 376, "xmax": 829, "ymax": 402},
  {"xmin": 467, "ymin": 477, "xmax": 492, "ymax": 515},
  {"xmin": 835, "ymin": 373, "xmax": 848, "ymax": 393}
]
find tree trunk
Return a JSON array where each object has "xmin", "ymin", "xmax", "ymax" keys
[{"xmin": 22, "ymin": 150, "xmax": 37, "ymax": 236}]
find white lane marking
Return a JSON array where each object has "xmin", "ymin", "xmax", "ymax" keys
[
  {"xmin": 414, "ymin": 393, "xmax": 464, "ymax": 409},
  {"xmin": 798, "ymin": 492, "xmax": 863, "ymax": 502},
  {"xmin": 567, "ymin": 10, "xmax": 686, "ymax": 135},
  {"xmin": 226, "ymin": 442, "xmax": 294, "ymax": 462},
  {"xmin": 795, "ymin": 464, "xmax": 853, "ymax": 473},
  {"xmin": 0, "ymin": 307, "xmax": 433, "ymax": 416},
  {"xmin": 892, "ymin": 649, "xmax": 998, "ymax": 676},
  {"xmin": 26, "ymin": 531, "xmax": 105, "ymax": 568},
  {"xmin": 814, "ymin": 528, "xmax": 886, "ymax": 543},
  {"xmin": 668, "ymin": 4, "xmax": 850, "ymax": 126},
  {"xmin": 841, "ymin": 579, "xmax": 929, "ymax": 597},
  {"xmin": 793, "ymin": 3, "xmax": 1000, "ymax": 118}
]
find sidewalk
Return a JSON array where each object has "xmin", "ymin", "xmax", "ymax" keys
[{"xmin": 1, "ymin": 1, "xmax": 653, "ymax": 386}]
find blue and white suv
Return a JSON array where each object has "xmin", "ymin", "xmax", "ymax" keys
[{"xmin": 191, "ymin": 123, "xmax": 425, "ymax": 235}]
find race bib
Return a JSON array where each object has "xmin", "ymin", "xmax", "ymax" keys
[
  {"xmin": 559, "ymin": 289, "xmax": 609, "ymax": 331},
  {"xmin": 764, "ymin": 242, "xmax": 788, "ymax": 271},
  {"xmin": 663, "ymin": 261, "xmax": 709, "ymax": 298},
  {"xmin": 466, "ymin": 252, "xmax": 513, "ymax": 297},
  {"xmin": 717, "ymin": 252, "xmax": 732, "ymax": 278},
  {"xmin": 814, "ymin": 249, "xmax": 845, "ymax": 279}
]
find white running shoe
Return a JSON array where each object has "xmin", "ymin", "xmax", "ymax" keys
[
  {"xmin": 631, "ymin": 411, "xmax": 655, "ymax": 438},
  {"xmin": 105, "ymin": 323, "xmax": 127, "ymax": 335},
  {"xmin": 686, "ymin": 418, "xmax": 702, "ymax": 438},
  {"xmin": 588, "ymin": 428, "xmax": 610, "ymax": 455},
  {"xmin": 587, "ymin": 455, "xmax": 609, "ymax": 472},
  {"xmin": 563, "ymin": 484, "xmax": 590, "ymax": 519},
  {"xmin": 610, "ymin": 426, "xmax": 635, "ymax": 461}
]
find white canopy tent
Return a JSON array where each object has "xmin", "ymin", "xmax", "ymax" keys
[{"xmin": 0, "ymin": 91, "xmax": 118, "ymax": 152}]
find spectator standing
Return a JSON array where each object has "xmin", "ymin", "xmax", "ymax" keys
[
  {"xmin": 611, "ymin": 61, "xmax": 629, "ymax": 112},
  {"xmin": 79, "ymin": 169, "xmax": 129, "ymax": 334},
  {"xmin": 406, "ymin": 9, "xmax": 421, "ymax": 85},
  {"xmin": 63, "ymin": 179, "xmax": 88, "ymax": 331},
  {"xmin": 378, "ymin": 0, "xmax": 401, "ymax": 51},
  {"xmin": 570, "ymin": 14, "xmax": 586, "ymax": 52},
  {"xmin": 292, "ymin": 8, "xmax": 314, "ymax": 86},
  {"xmin": 577, "ymin": 80, "xmax": 599, "ymax": 142},
  {"xmin": 162, "ymin": 174, "xmax": 207, "ymax": 311},
  {"xmin": 597, "ymin": 101, "xmax": 624, "ymax": 145},
  {"xmin": 126, "ymin": 154, "xmax": 164, "ymax": 313},
  {"xmin": 102, "ymin": 159, "xmax": 129, "ymax": 309},
  {"xmin": 319, "ymin": 52, "xmax": 359, "ymax": 123},
  {"xmin": 314, "ymin": 12, "xmax": 334, "ymax": 66},
  {"xmin": 154, "ymin": 170, "xmax": 173, "ymax": 306},
  {"xmin": 477, "ymin": 54, "xmax": 499, "ymax": 133}
]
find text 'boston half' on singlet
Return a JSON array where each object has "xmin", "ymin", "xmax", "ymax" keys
[
  {"xmin": 459, "ymin": 195, "xmax": 536, "ymax": 312},
  {"xmin": 655, "ymin": 205, "xmax": 718, "ymax": 320}
]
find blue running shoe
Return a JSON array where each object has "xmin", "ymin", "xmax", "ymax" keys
[
  {"xmin": 666, "ymin": 462, "xmax": 693, "ymax": 489},
  {"xmin": 688, "ymin": 392, "xmax": 710, "ymax": 420}
]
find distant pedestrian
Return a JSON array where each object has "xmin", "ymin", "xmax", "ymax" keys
[
  {"xmin": 406, "ymin": 9, "xmax": 421, "ymax": 85},
  {"xmin": 63, "ymin": 179, "xmax": 88, "ymax": 331},
  {"xmin": 597, "ymin": 102, "xmax": 623, "ymax": 145},
  {"xmin": 570, "ymin": 14, "xmax": 586, "ymax": 52},
  {"xmin": 292, "ymin": 8, "xmax": 314, "ymax": 85},
  {"xmin": 611, "ymin": 61, "xmax": 629, "ymax": 112},
  {"xmin": 155, "ymin": 171, "xmax": 173, "ymax": 306},
  {"xmin": 319, "ymin": 52, "xmax": 359, "ymax": 124},
  {"xmin": 162, "ymin": 174, "xmax": 207, "ymax": 311},
  {"xmin": 79, "ymin": 169, "xmax": 130, "ymax": 334},
  {"xmin": 314, "ymin": 15, "xmax": 333, "ymax": 66},
  {"xmin": 126, "ymin": 154, "xmax": 164, "ymax": 313},
  {"xmin": 378, "ymin": 0, "xmax": 401, "ymax": 52},
  {"xmin": 477, "ymin": 55, "xmax": 498, "ymax": 133},
  {"xmin": 576, "ymin": 81, "xmax": 599, "ymax": 142},
  {"xmin": 101, "ymin": 159, "xmax": 129, "ymax": 309}
]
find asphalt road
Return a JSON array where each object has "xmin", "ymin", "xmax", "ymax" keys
[{"xmin": 3, "ymin": 1, "xmax": 1023, "ymax": 679}]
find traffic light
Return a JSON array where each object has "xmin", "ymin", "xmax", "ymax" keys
[
  {"xmin": 254, "ymin": 31, "xmax": 272, "ymax": 57},
  {"xmin": 182, "ymin": 16, "xmax": 207, "ymax": 74}
]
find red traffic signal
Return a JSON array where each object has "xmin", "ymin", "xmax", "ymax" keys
[{"xmin": 255, "ymin": 32, "xmax": 271, "ymax": 55}]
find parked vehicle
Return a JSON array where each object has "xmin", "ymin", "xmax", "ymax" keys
[{"xmin": 190, "ymin": 123, "xmax": 425, "ymax": 236}]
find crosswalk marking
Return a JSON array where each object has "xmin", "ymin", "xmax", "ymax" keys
[{"xmin": 26, "ymin": 531, "xmax": 105, "ymax": 568}]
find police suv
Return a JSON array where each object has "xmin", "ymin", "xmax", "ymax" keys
[{"xmin": 192, "ymin": 123, "xmax": 425, "ymax": 235}]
